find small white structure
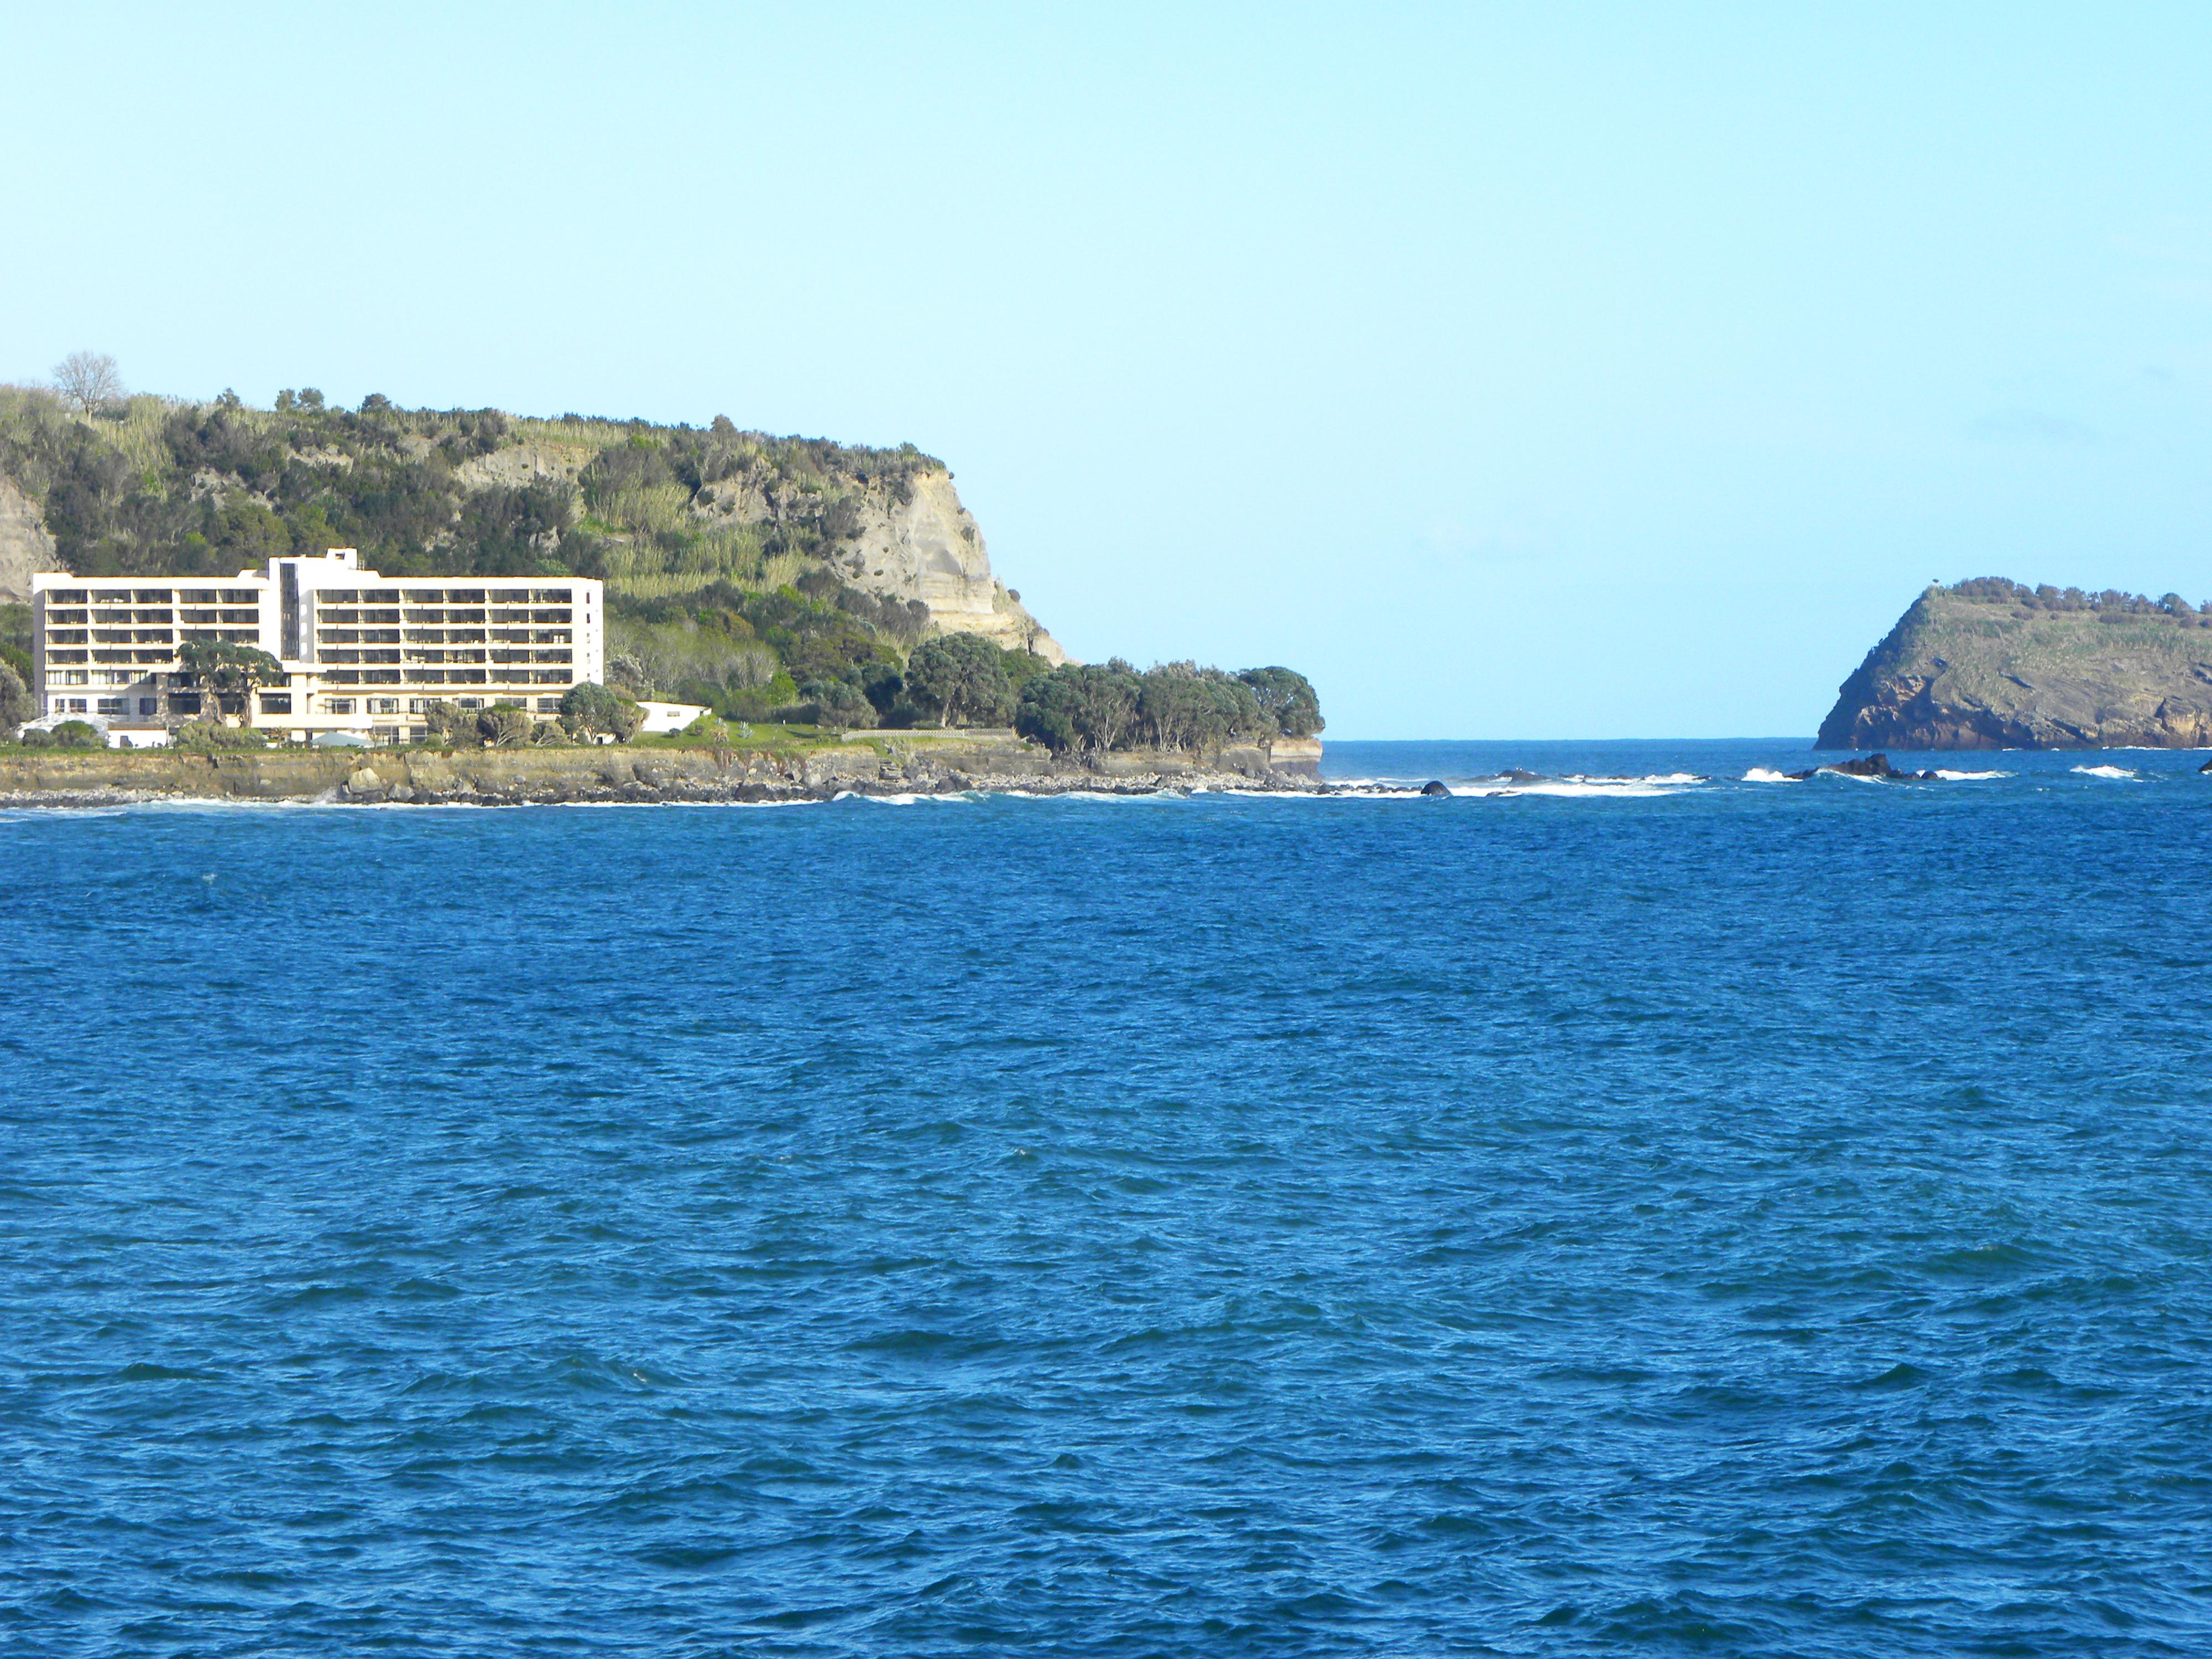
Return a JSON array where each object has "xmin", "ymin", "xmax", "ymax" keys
[{"xmin": 633, "ymin": 699, "xmax": 708, "ymax": 734}]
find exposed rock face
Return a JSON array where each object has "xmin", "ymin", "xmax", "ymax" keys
[
  {"xmin": 1819, "ymin": 586, "xmax": 2212, "ymax": 749},
  {"xmin": 0, "ymin": 475, "xmax": 59, "ymax": 603},
  {"xmin": 830, "ymin": 471, "xmax": 1063, "ymax": 662},
  {"xmin": 695, "ymin": 465, "xmax": 1064, "ymax": 662}
]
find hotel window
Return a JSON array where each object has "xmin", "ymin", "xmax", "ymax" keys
[
  {"xmin": 139, "ymin": 698, "xmax": 158, "ymax": 717},
  {"xmin": 536, "ymin": 697, "xmax": 562, "ymax": 712},
  {"xmin": 63, "ymin": 697, "xmax": 87, "ymax": 712},
  {"xmin": 369, "ymin": 697, "xmax": 399, "ymax": 714},
  {"xmin": 96, "ymin": 697, "xmax": 126, "ymax": 715},
  {"xmin": 260, "ymin": 693, "xmax": 294, "ymax": 714},
  {"xmin": 324, "ymin": 697, "xmax": 356, "ymax": 714}
]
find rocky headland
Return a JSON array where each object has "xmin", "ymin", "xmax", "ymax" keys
[{"xmin": 1820, "ymin": 579, "xmax": 2212, "ymax": 749}]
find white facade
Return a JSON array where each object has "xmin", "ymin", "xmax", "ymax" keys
[
  {"xmin": 633, "ymin": 700, "xmax": 709, "ymax": 734},
  {"xmin": 30, "ymin": 549, "xmax": 606, "ymax": 744}
]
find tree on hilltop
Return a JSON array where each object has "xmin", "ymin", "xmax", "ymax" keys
[{"xmin": 52, "ymin": 351, "xmax": 124, "ymax": 414}]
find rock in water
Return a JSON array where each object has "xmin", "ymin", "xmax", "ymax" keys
[
  {"xmin": 1819, "ymin": 753, "xmax": 1942, "ymax": 781},
  {"xmin": 1826, "ymin": 754, "xmax": 1898, "ymax": 778},
  {"xmin": 1818, "ymin": 580, "xmax": 2212, "ymax": 750},
  {"xmin": 1420, "ymin": 780, "xmax": 1452, "ymax": 796}
]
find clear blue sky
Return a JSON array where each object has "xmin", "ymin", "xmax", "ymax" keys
[{"xmin": 6, "ymin": 3, "xmax": 2209, "ymax": 738}]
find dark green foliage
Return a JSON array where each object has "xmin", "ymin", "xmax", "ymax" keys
[
  {"xmin": 420, "ymin": 701, "xmax": 473, "ymax": 743},
  {"xmin": 481, "ymin": 706, "xmax": 535, "ymax": 747},
  {"xmin": 176, "ymin": 639, "xmax": 285, "ymax": 714},
  {"xmin": 1016, "ymin": 661, "xmax": 1142, "ymax": 754},
  {"xmin": 48, "ymin": 719, "xmax": 107, "ymax": 748},
  {"xmin": 1019, "ymin": 659, "xmax": 1323, "ymax": 755},
  {"xmin": 1, "ymin": 603, "xmax": 31, "ymax": 684},
  {"xmin": 1950, "ymin": 577, "xmax": 2208, "ymax": 619},
  {"xmin": 1136, "ymin": 664, "xmax": 1265, "ymax": 751},
  {"xmin": 423, "ymin": 700, "xmax": 550, "ymax": 747},
  {"xmin": 803, "ymin": 679, "xmax": 878, "ymax": 731},
  {"xmin": 862, "ymin": 664, "xmax": 906, "ymax": 720},
  {"xmin": 1, "ymin": 388, "xmax": 946, "ymax": 587},
  {"xmin": 0, "ymin": 661, "xmax": 30, "ymax": 728},
  {"xmin": 171, "ymin": 721, "xmax": 273, "ymax": 750},
  {"xmin": 1236, "ymin": 666, "xmax": 1324, "ymax": 737},
  {"xmin": 559, "ymin": 682, "xmax": 643, "ymax": 741},
  {"xmin": 609, "ymin": 580, "xmax": 901, "ymax": 718},
  {"xmin": 1000, "ymin": 647, "xmax": 1050, "ymax": 695},
  {"xmin": 904, "ymin": 633, "xmax": 1016, "ymax": 727}
]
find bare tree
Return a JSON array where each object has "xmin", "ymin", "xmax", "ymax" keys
[{"xmin": 52, "ymin": 350, "xmax": 123, "ymax": 414}]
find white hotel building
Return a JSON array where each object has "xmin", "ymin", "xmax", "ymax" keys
[{"xmin": 31, "ymin": 549, "xmax": 604, "ymax": 744}]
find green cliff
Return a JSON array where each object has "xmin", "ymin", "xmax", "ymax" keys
[
  {"xmin": 0, "ymin": 383, "xmax": 1060, "ymax": 666},
  {"xmin": 1819, "ymin": 579, "xmax": 2212, "ymax": 749}
]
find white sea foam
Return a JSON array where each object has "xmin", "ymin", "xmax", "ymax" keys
[
  {"xmin": 1453, "ymin": 779, "xmax": 1694, "ymax": 799},
  {"xmin": 1743, "ymin": 768, "xmax": 1801, "ymax": 783},
  {"xmin": 1933, "ymin": 769, "xmax": 2007, "ymax": 781},
  {"xmin": 839, "ymin": 790, "xmax": 978, "ymax": 806},
  {"xmin": 2070, "ymin": 764, "xmax": 2137, "ymax": 780}
]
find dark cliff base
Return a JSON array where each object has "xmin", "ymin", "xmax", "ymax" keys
[{"xmin": 0, "ymin": 735, "xmax": 1331, "ymax": 807}]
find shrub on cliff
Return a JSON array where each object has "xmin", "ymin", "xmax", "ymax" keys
[
  {"xmin": 480, "ymin": 706, "xmax": 535, "ymax": 747},
  {"xmin": 1237, "ymin": 667, "xmax": 1324, "ymax": 738},
  {"xmin": 0, "ymin": 662, "xmax": 30, "ymax": 731},
  {"xmin": 48, "ymin": 720, "xmax": 108, "ymax": 749},
  {"xmin": 172, "ymin": 721, "xmax": 273, "ymax": 750},
  {"xmin": 802, "ymin": 679, "xmax": 878, "ymax": 731},
  {"xmin": 557, "ymin": 682, "xmax": 643, "ymax": 742}
]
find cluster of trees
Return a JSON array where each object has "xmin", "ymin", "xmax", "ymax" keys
[
  {"xmin": 415, "ymin": 684, "xmax": 648, "ymax": 748},
  {"xmin": 608, "ymin": 577, "xmax": 911, "ymax": 719},
  {"xmin": 1015, "ymin": 662, "xmax": 1322, "ymax": 755},
  {"xmin": 13, "ymin": 719, "xmax": 105, "ymax": 749},
  {"xmin": 1949, "ymin": 577, "xmax": 2211, "ymax": 622},
  {"xmin": 0, "ymin": 661, "xmax": 32, "ymax": 729},
  {"xmin": 0, "ymin": 379, "xmax": 941, "ymax": 593}
]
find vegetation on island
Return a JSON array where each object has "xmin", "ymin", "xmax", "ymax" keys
[{"xmin": 1942, "ymin": 576, "xmax": 2212, "ymax": 622}]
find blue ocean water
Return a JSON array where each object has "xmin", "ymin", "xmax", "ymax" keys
[{"xmin": 3, "ymin": 739, "xmax": 2210, "ymax": 1657}]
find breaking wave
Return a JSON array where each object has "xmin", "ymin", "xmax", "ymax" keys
[{"xmin": 2071, "ymin": 765, "xmax": 2137, "ymax": 780}]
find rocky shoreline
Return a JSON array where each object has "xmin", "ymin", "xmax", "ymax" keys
[{"xmin": 0, "ymin": 734, "xmax": 1337, "ymax": 808}]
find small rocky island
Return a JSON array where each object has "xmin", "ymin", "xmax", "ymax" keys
[{"xmin": 1819, "ymin": 578, "xmax": 2212, "ymax": 749}]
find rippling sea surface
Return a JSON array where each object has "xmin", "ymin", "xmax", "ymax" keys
[{"xmin": 5, "ymin": 739, "xmax": 2210, "ymax": 1657}]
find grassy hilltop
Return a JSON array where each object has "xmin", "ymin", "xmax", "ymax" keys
[
  {"xmin": 0, "ymin": 385, "xmax": 950, "ymax": 593},
  {"xmin": 1819, "ymin": 578, "xmax": 2212, "ymax": 749}
]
